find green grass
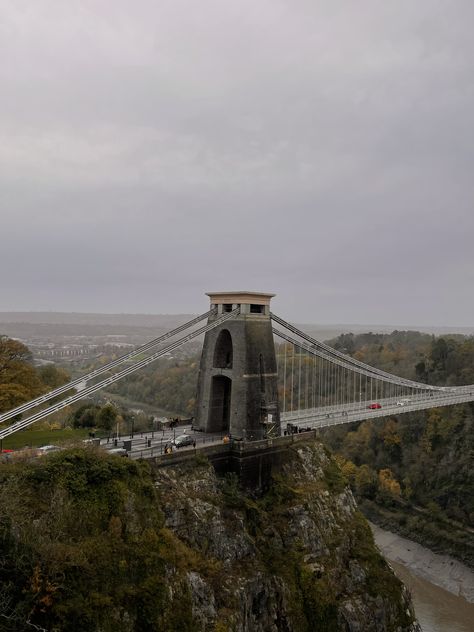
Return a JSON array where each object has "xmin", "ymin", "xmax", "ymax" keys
[{"xmin": 1, "ymin": 428, "xmax": 99, "ymax": 450}]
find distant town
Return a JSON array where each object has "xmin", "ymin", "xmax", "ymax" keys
[{"xmin": 1, "ymin": 311, "xmax": 472, "ymax": 367}]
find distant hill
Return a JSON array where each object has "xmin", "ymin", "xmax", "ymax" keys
[
  {"xmin": 0, "ymin": 312, "xmax": 472, "ymax": 340},
  {"xmin": 0, "ymin": 312, "xmax": 195, "ymax": 328},
  {"xmin": 300, "ymin": 323, "xmax": 474, "ymax": 340}
]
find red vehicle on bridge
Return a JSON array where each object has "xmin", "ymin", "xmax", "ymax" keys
[{"xmin": 367, "ymin": 403, "xmax": 382, "ymax": 409}]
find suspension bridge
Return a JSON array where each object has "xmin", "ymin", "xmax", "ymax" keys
[{"xmin": 1, "ymin": 291, "xmax": 473, "ymax": 451}]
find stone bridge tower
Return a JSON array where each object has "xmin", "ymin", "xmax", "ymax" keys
[{"xmin": 195, "ymin": 291, "xmax": 280, "ymax": 440}]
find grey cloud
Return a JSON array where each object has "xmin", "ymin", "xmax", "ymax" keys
[{"xmin": 1, "ymin": 1, "xmax": 473, "ymax": 326}]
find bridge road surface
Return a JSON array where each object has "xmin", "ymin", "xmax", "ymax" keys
[
  {"xmin": 282, "ymin": 390, "xmax": 474, "ymax": 430},
  {"xmin": 100, "ymin": 425, "xmax": 230, "ymax": 460},
  {"xmin": 100, "ymin": 388, "xmax": 474, "ymax": 460}
]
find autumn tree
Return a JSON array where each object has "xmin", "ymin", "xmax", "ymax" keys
[
  {"xmin": 0, "ymin": 337, "xmax": 45, "ymax": 413},
  {"xmin": 377, "ymin": 469, "xmax": 401, "ymax": 502},
  {"xmin": 37, "ymin": 365, "xmax": 70, "ymax": 389}
]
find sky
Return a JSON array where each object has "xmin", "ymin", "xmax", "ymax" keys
[{"xmin": 1, "ymin": 1, "xmax": 473, "ymax": 326}]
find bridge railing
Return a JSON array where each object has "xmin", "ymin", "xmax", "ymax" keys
[{"xmin": 128, "ymin": 430, "xmax": 321, "ymax": 462}]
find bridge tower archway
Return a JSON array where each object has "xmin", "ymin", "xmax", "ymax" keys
[
  {"xmin": 213, "ymin": 329, "xmax": 233, "ymax": 369},
  {"xmin": 195, "ymin": 291, "xmax": 281, "ymax": 440},
  {"xmin": 208, "ymin": 375, "xmax": 232, "ymax": 432}
]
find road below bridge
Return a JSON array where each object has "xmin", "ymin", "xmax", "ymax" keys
[{"xmin": 100, "ymin": 425, "xmax": 229, "ymax": 460}]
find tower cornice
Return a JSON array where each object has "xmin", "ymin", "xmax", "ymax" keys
[{"xmin": 206, "ymin": 291, "xmax": 275, "ymax": 306}]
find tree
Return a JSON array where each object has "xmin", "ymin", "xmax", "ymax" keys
[
  {"xmin": 0, "ymin": 337, "xmax": 45, "ymax": 413},
  {"xmin": 415, "ymin": 361, "xmax": 427, "ymax": 381},
  {"xmin": 431, "ymin": 338, "xmax": 449, "ymax": 370},
  {"xmin": 0, "ymin": 337, "xmax": 33, "ymax": 370},
  {"xmin": 97, "ymin": 405, "xmax": 117, "ymax": 431},
  {"xmin": 355, "ymin": 465, "xmax": 377, "ymax": 498},
  {"xmin": 37, "ymin": 365, "xmax": 70, "ymax": 389},
  {"xmin": 377, "ymin": 469, "xmax": 401, "ymax": 502},
  {"xmin": 380, "ymin": 418, "xmax": 402, "ymax": 460},
  {"xmin": 72, "ymin": 404, "xmax": 99, "ymax": 428}
]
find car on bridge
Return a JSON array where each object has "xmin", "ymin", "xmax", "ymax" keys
[
  {"xmin": 37, "ymin": 445, "xmax": 62, "ymax": 455},
  {"xmin": 367, "ymin": 403, "xmax": 382, "ymax": 409},
  {"xmin": 396, "ymin": 399, "xmax": 411, "ymax": 406},
  {"xmin": 107, "ymin": 447, "xmax": 128, "ymax": 457},
  {"xmin": 172, "ymin": 434, "xmax": 195, "ymax": 449}
]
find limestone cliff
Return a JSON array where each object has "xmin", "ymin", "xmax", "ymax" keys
[
  {"xmin": 0, "ymin": 445, "xmax": 420, "ymax": 631},
  {"xmin": 154, "ymin": 443, "xmax": 421, "ymax": 631}
]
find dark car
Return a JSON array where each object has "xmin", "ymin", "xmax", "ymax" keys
[
  {"xmin": 367, "ymin": 403, "xmax": 382, "ymax": 409},
  {"xmin": 172, "ymin": 434, "xmax": 195, "ymax": 449}
]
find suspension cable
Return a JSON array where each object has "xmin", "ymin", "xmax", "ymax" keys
[
  {"xmin": 271, "ymin": 313, "xmax": 452, "ymax": 392},
  {"xmin": 0, "ymin": 308, "xmax": 238, "ymax": 440},
  {"xmin": 0, "ymin": 309, "xmax": 217, "ymax": 424}
]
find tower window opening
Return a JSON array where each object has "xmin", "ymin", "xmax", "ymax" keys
[
  {"xmin": 223, "ymin": 304, "xmax": 233, "ymax": 312},
  {"xmin": 213, "ymin": 329, "xmax": 233, "ymax": 368},
  {"xmin": 250, "ymin": 304, "xmax": 264, "ymax": 314}
]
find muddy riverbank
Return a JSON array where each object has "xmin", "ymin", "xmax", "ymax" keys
[
  {"xmin": 371, "ymin": 523, "xmax": 474, "ymax": 632},
  {"xmin": 370, "ymin": 523, "xmax": 474, "ymax": 602}
]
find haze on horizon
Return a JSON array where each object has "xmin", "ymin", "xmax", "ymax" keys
[
  {"xmin": 0, "ymin": 310, "xmax": 473, "ymax": 338},
  {"xmin": 1, "ymin": 1, "xmax": 473, "ymax": 327}
]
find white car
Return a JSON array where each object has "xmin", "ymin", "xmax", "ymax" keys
[
  {"xmin": 107, "ymin": 447, "xmax": 128, "ymax": 457},
  {"xmin": 37, "ymin": 445, "xmax": 62, "ymax": 455},
  {"xmin": 396, "ymin": 399, "xmax": 411, "ymax": 406}
]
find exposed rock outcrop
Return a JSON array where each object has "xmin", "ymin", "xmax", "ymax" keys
[{"xmin": 154, "ymin": 443, "xmax": 421, "ymax": 631}]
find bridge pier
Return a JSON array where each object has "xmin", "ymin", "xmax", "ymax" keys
[
  {"xmin": 207, "ymin": 440, "xmax": 293, "ymax": 492},
  {"xmin": 149, "ymin": 432, "xmax": 320, "ymax": 493},
  {"xmin": 195, "ymin": 292, "xmax": 281, "ymax": 440}
]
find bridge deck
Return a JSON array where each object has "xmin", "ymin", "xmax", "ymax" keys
[
  {"xmin": 282, "ymin": 391, "xmax": 474, "ymax": 430},
  {"xmin": 97, "ymin": 390, "xmax": 474, "ymax": 462}
]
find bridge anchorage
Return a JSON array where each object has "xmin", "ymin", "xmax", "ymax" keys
[{"xmin": 194, "ymin": 292, "xmax": 280, "ymax": 440}]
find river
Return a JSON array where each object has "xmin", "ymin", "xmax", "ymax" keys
[{"xmin": 370, "ymin": 524, "xmax": 474, "ymax": 632}]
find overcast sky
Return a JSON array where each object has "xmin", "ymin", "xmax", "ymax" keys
[{"xmin": 1, "ymin": 1, "xmax": 473, "ymax": 325}]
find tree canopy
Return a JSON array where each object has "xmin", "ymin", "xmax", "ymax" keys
[{"xmin": 0, "ymin": 336, "xmax": 70, "ymax": 416}]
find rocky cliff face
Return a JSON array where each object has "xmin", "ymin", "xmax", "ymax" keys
[
  {"xmin": 0, "ymin": 444, "xmax": 420, "ymax": 631},
  {"xmin": 154, "ymin": 443, "xmax": 421, "ymax": 631}
]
